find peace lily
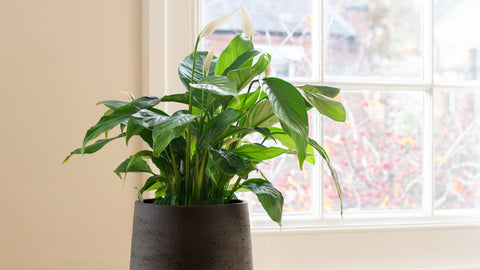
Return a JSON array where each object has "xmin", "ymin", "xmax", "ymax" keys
[{"xmin": 65, "ymin": 8, "xmax": 345, "ymax": 226}]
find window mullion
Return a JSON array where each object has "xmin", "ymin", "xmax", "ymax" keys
[
  {"xmin": 423, "ymin": 0, "xmax": 435, "ymax": 216},
  {"xmin": 311, "ymin": 0, "xmax": 323, "ymax": 219}
]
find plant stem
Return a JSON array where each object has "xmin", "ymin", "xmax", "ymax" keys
[
  {"xmin": 169, "ymin": 144, "xmax": 179, "ymax": 194},
  {"xmin": 226, "ymin": 177, "xmax": 242, "ymax": 201},
  {"xmin": 195, "ymin": 149, "xmax": 209, "ymax": 200},
  {"xmin": 185, "ymin": 36, "xmax": 201, "ymax": 205}
]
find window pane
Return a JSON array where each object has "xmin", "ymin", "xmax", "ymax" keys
[
  {"xmin": 434, "ymin": 90, "xmax": 480, "ymax": 209},
  {"xmin": 325, "ymin": 0, "xmax": 424, "ymax": 80},
  {"xmin": 435, "ymin": 0, "xmax": 480, "ymax": 82},
  {"xmin": 324, "ymin": 91, "xmax": 424, "ymax": 213},
  {"xmin": 203, "ymin": 0, "xmax": 313, "ymax": 79}
]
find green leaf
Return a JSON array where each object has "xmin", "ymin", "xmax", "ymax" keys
[
  {"xmin": 96, "ymin": 100, "xmax": 129, "ymax": 110},
  {"xmin": 233, "ymin": 144, "xmax": 288, "ymax": 162},
  {"xmin": 152, "ymin": 111, "xmax": 196, "ymax": 157},
  {"xmin": 137, "ymin": 175, "xmax": 165, "ymax": 202},
  {"xmin": 198, "ymin": 108, "xmax": 242, "ymax": 151},
  {"xmin": 161, "ymin": 91, "xmax": 207, "ymax": 110},
  {"xmin": 215, "ymin": 34, "xmax": 253, "ymax": 76},
  {"xmin": 244, "ymin": 99, "xmax": 279, "ymax": 127},
  {"xmin": 299, "ymin": 85, "xmax": 340, "ymax": 98},
  {"xmin": 222, "ymin": 49, "xmax": 264, "ymax": 75},
  {"xmin": 64, "ymin": 133, "xmax": 125, "ymax": 163},
  {"xmin": 126, "ymin": 109, "xmax": 168, "ymax": 144},
  {"xmin": 240, "ymin": 178, "xmax": 284, "ymax": 226},
  {"xmin": 190, "ymin": 75, "xmax": 238, "ymax": 97},
  {"xmin": 114, "ymin": 155, "xmax": 153, "ymax": 179},
  {"xmin": 309, "ymin": 138, "xmax": 343, "ymax": 216},
  {"xmin": 208, "ymin": 148, "xmax": 249, "ymax": 175},
  {"xmin": 82, "ymin": 97, "xmax": 162, "ymax": 149},
  {"xmin": 82, "ymin": 105, "xmax": 138, "ymax": 149},
  {"xmin": 261, "ymin": 77, "xmax": 309, "ymax": 168},
  {"xmin": 227, "ymin": 54, "xmax": 269, "ymax": 91},
  {"xmin": 217, "ymin": 126, "xmax": 256, "ymax": 141},
  {"xmin": 160, "ymin": 93, "xmax": 189, "ymax": 105},
  {"xmin": 228, "ymin": 87, "xmax": 261, "ymax": 111},
  {"xmin": 178, "ymin": 51, "xmax": 216, "ymax": 90},
  {"xmin": 130, "ymin": 96, "xmax": 161, "ymax": 109},
  {"xmin": 299, "ymin": 89, "xmax": 346, "ymax": 122},
  {"xmin": 268, "ymin": 127, "xmax": 315, "ymax": 164}
]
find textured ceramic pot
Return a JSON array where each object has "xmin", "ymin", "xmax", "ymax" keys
[{"xmin": 130, "ymin": 199, "xmax": 253, "ymax": 270}]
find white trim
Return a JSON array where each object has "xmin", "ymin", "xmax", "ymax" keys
[
  {"xmin": 142, "ymin": 0, "xmax": 198, "ymax": 112},
  {"xmin": 251, "ymin": 214, "xmax": 480, "ymax": 234}
]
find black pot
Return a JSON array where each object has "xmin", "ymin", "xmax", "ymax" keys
[{"xmin": 130, "ymin": 199, "xmax": 253, "ymax": 270}]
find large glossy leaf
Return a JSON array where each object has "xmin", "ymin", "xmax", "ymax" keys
[
  {"xmin": 137, "ymin": 175, "xmax": 166, "ymax": 202},
  {"xmin": 82, "ymin": 105, "xmax": 138, "ymax": 149},
  {"xmin": 126, "ymin": 109, "xmax": 168, "ymax": 144},
  {"xmin": 64, "ymin": 133, "xmax": 125, "ymax": 163},
  {"xmin": 114, "ymin": 155, "xmax": 153, "ymax": 179},
  {"xmin": 208, "ymin": 148, "xmax": 249, "ymax": 175},
  {"xmin": 82, "ymin": 97, "xmax": 162, "ymax": 149},
  {"xmin": 190, "ymin": 75, "xmax": 238, "ymax": 97},
  {"xmin": 178, "ymin": 51, "xmax": 216, "ymax": 90},
  {"xmin": 244, "ymin": 99, "xmax": 278, "ymax": 127},
  {"xmin": 130, "ymin": 96, "xmax": 161, "ymax": 109},
  {"xmin": 228, "ymin": 87, "xmax": 261, "ymax": 111},
  {"xmin": 233, "ymin": 144, "xmax": 288, "ymax": 162},
  {"xmin": 227, "ymin": 54, "xmax": 269, "ymax": 91},
  {"xmin": 240, "ymin": 178, "xmax": 284, "ymax": 226},
  {"xmin": 299, "ymin": 85, "xmax": 340, "ymax": 98},
  {"xmin": 198, "ymin": 108, "xmax": 242, "ymax": 150},
  {"xmin": 300, "ymin": 89, "xmax": 346, "ymax": 122},
  {"xmin": 96, "ymin": 100, "xmax": 129, "ymax": 110},
  {"xmin": 160, "ymin": 93, "xmax": 189, "ymax": 105},
  {"xmin": 215, "ymin": 34, "xmax": 253, "ymax": 76},
  {"xmin": 309, "ymin": 138, "xmax": 343, "ymax": 215},
  {"xmin": 161, "ymin": 91, "xmax": 206, "ymax": 110},
  {"xmin": 217, "ymin": 126, "xmax": 257, "ymax": 141},
  {"xmin": 268, "ymin": 127, "xmax": 315, "ymax": 164},
  {"xmin": 282, "ymin": 124, "xmax": 308, "ymax": 169},
  {"xmin": 152, "ymin": 111, "xmax": 196, "ymax": 157},
  {"xmin": 261, "ymin": 77, "xmax": 309, "ymax": 168},
  {"xmin": 222, "ymin": 49, "xmax": 264, "ymax": 75}
]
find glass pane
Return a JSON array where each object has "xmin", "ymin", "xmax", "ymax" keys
[
  {"xmin": 203, "ymin": 0, "xmax": 313, "ymax": 79},
  {"xmin": 435, "ymin": 0, "xmax": 480, "ymax": 82},
  {"xmin": 325, "ymin": 0, "xmax": 424, "ymax": 80},
  {"xmin": 324, "ymin": 91, "xmax": 423, "ymax": 213},
  {"xmin": 434, "ymin": 90, "xmax": 480, "ymax": 209}
]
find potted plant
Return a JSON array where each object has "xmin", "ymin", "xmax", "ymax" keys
[{"xmin": 65, "ymin": 6, "xmax": 345, "ymax": 270}]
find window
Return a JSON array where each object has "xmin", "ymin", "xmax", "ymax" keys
[{"xmin": 202, "ymin": 0, "xmax": 480, "ymax": 229}]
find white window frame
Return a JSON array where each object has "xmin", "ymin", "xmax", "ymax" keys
[{"xmin": 142, "ymin": 0, "xmax": 480, "ymax": 233}]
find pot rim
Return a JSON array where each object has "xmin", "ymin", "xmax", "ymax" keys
[{"xmin": 136, "ymin": 199, "xmax": 248, "ymax": 208}]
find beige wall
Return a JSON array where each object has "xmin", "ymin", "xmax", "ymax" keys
[{"xmin": 0, "ymin": 0, "xmax": 141, "ymax": 269}]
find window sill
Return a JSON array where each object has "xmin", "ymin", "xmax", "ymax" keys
[{"xmin": 250, "ymin": 210, "xmax": 480, "ymax": 234}]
